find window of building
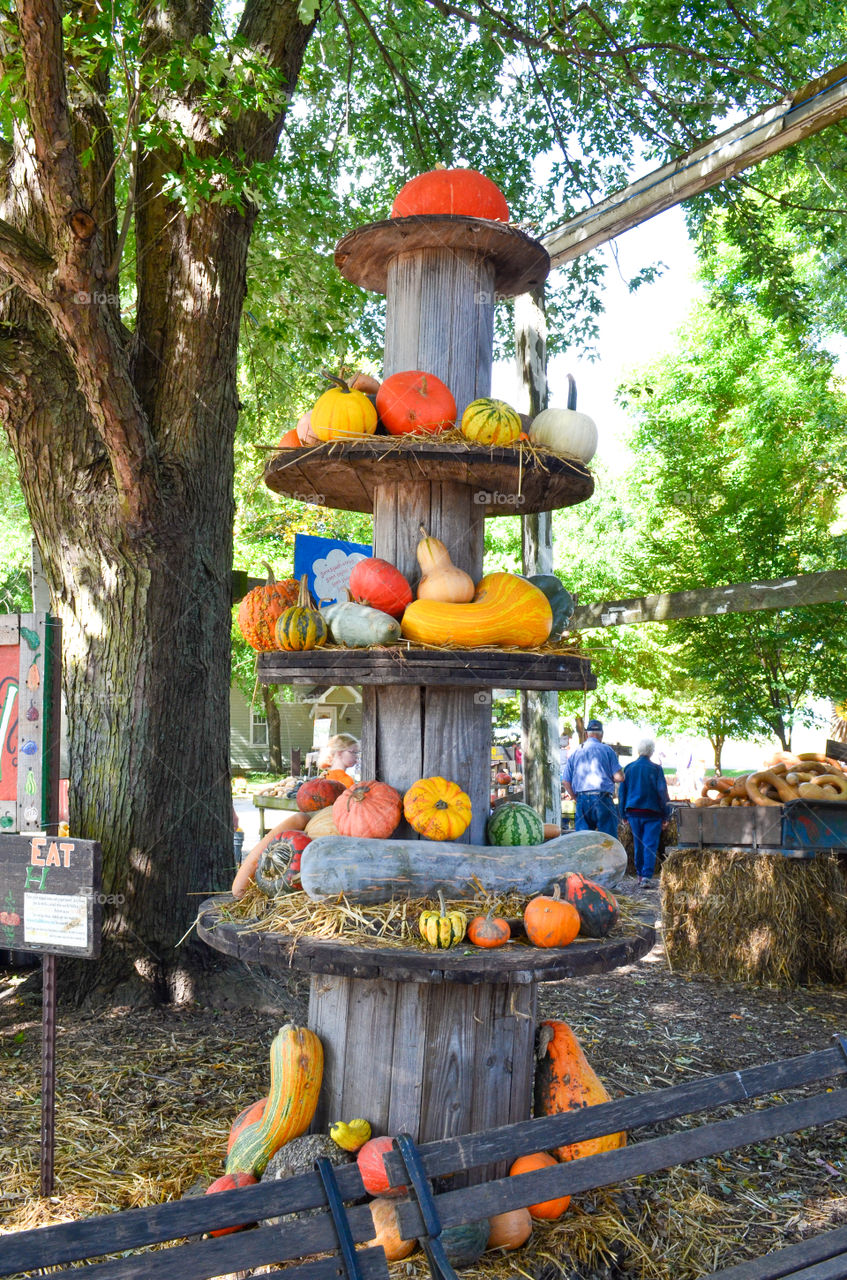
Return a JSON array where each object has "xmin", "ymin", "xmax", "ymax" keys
[{"xmin": 251, "ymin": 709, "xmax": 268, "ymax": 746}]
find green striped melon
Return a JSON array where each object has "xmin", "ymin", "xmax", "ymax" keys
[
  {"xmin": 486, "ymin": 802, "xmax": 544, "ymax": 847},
  {"xmin": 460, "ymin": 397, "xmax": 522, "ymax": 445}
]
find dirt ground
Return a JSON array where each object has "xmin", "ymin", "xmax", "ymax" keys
[{"xmin": 1, "ymin": 876, "xmax": 846, "ymax": 1279}]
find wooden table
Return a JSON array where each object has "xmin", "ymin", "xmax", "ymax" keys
[
  {"xmin": 198, "ymin": 895, "xmax": 654, "ymax": 1176},
  {"xmin": 252, "ymin": 795, "xmax": 300, "ymax": 839}
]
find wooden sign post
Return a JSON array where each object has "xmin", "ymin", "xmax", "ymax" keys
[{"xmin": 0, "ymin": 835, "xmax": 101, "ymax": 1194}]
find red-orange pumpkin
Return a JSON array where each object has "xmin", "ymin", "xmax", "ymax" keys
[
  {"xmin": 277, "ymin": 428, "xmax": 302, "ymax": 448},
  {"xmin": 508, "ymin": 1152, "xmax": 569, "ymax": 1220},
  {"xmin": 348, "ymin": 558, "xmax": 413, "ymax": 619},
  {"xmin": 376, "ymin": 371, "xmax": 456, "ymax": 436},
  {"xmin": 297, "ymin": 777, "xmax": 346, "ymax": 813},
  {"xmin": 391, "ymin": 168, "xmax": 509, "ymax": 222},
  {"xmin": 357, "ymin": 1135, "xmax": 408, "ymax": 1198},
  {"xmin": 332, "ymin": 781, "xmax": 403, "ymax": 839},
  {"xmin": 523, "ymin": 887, "xmax": 580, "ymax": 949},
  {"xmin": 237, "ymin": 565, "xmax": 301, "ymax": 652},
  {"xmin": 226, "ymin": 1098, "xmax": 268, "ymax": 1154},
  {"xmin": 206, "ymin": 1171, "xmax": 259, "ymax": 1236},
  {"xmin": 467, "ymin": 911, "xmax": 510, "ymax": 949}
]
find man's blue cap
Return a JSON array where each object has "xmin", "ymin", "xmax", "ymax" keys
[{"xmin": 586, "ymin": 719, "xmax": 603, "ymax": 731}]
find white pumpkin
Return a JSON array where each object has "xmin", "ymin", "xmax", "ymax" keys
[{"xmin": 529, "ymin": 407, "xmax": 598, "ymax": 463}]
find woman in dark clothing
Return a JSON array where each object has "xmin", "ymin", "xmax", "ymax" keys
[{"xmin": 618, "ymin": 737, "xmax": 672, "ymax": 886}]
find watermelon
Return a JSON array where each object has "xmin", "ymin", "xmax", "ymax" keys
[{"xmin": 486, "ymin": 802, "xmax": 544, "ymax": 847}]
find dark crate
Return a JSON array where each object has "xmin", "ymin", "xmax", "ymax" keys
[
  {"xmin": 782, "ymin": 800, "xmax": 847, "ymax": 852},
  {"xmin": 676, "ymin": 804, "xmax": 782, "ymax": 851}
]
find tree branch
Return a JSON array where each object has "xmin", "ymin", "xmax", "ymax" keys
[
  {"xmin": 231, "ymin": 0, "xmax": 316, "ymax": 161},
  {"xmin": 0, "ymin": 213, "xmax": 55, "ymax": 287}
]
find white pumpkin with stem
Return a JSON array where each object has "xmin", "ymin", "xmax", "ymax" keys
[
  {"xmin": 415, "ymin": 526, "xmax": 475, "ymax": 602},
  {"xmin": 529, "ymin": 373, "xmax": 598, "ymax": 464}
]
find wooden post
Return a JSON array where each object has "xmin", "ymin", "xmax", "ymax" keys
[
  {"xmin": 361, "ymin": 243, "xmax": 498, "ymax": 843},
  {"xmin": 515, "ymin": 288, "xmax": 560, "ymax": 824}
]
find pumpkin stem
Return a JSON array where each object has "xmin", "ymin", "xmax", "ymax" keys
[
  {"xmin": 551, "ymin": 882, "xmax": 561, "ymax": 901},
  {"xmin": 320, "ymin": 370, "xmax": 352, "ymax": 394},
  {"xmin": 262, "ymin": 562, "xmax": 277, "ymax": 585},
  {"xmin": 437, "ymin": 889, "xmax": 447, "ymax": 918},
  {"xmin": 434, "ymin": 799, "xmax": 448, "ymax": 809},
  {"xmin": 297, "ymin": 574, "xmax": 312, "ymax": 609}
]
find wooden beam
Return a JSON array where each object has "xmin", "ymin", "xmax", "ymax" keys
[
  {"xmin": 571, "ymin": 569, "xmax": 847, "ymax": 630},
  {"xmin": 543, "ymin": 64, "xmax": 847, "ymax": 266}
]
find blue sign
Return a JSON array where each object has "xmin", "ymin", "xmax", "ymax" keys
[{"xmin": 293, "ymin": 534, "xmax": 372, "ymax": 605}]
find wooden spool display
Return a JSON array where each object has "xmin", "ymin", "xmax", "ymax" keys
[{"xmin": 222, "ymin": 205, "xmax": 618, "ymax": 1162}]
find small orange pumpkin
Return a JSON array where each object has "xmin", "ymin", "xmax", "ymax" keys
[
  {"xmin": 523, "ymin": 885, "xmax": 580, "ymax": 949},
  {"xmin": 487, "ymin": 1208, "xmax": 533, "ymax": 1250},
  {"xmin": 467, "ymin": 910, "xmax": 510, "ymax": 949},
  {"xmin": 324, "ymin": 769, "xmax": 356, "ymax": 788},
  {"xmin": 277, "ymin": 428, "xmax": 302, "ymax": 448},
  {"xmin": 509, "ymin": 1152, "xmax": 569, "ymax": 1220},
  {"xmin": 369, "ymin": 1197, "xmax": 416, "ymax": 1260}
]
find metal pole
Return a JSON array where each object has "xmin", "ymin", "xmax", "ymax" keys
[{"xmin": 40, "ymin": 952, "xmax": 56, "ymax": 1195}]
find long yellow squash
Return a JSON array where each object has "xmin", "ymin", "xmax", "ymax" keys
[
  {"xmin": 401, "ymin": 572, "xmax": 552, "ymax": 648},
  {"xmin": 226, "ymin": 1024, "xmax": 323, "ymax": 1176}
]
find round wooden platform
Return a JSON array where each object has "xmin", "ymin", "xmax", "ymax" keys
[
  {"xmin": 263, "ymin": 439, "xmax": 593, "ymax": 516},
  {"xmin": 197, "ymin": 896, "xmax": 655, "ymax": 985},
  {"xmin": 257, "ymin": 646, "xmax": 596, "ymax": 691},
  {"xmin": 335, "ymin": 216, "xmax": 550, "ymax": 297}
]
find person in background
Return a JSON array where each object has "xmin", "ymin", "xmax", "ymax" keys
[
  {"xmin": 618, "ymin": 736, "xmax": 672, "ymax": 887},
  {"xmin": 561, "ymin": 719, "xmax": 624, "ymax": 837},
  {"xmin": 318, "ymin": 733, "xmax": 360, "ymax": 781}
]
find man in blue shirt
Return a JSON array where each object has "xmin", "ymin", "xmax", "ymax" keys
[
  {"xmin": 561, "ymin": 719, "xmax": 624, "ymax": 838},
  {"xmin": 618, "ymin": 736, "xmax": 672, "ymax": 885}
]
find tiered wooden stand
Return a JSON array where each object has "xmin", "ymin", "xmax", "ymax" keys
[{"xmin": 204, "ymin": 212, "xmax": 652, "ymax": 1160}]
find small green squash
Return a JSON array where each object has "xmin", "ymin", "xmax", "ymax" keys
[
  {"xmin": 436, "ymin": 1220, "xmax": 490, "ymax": 1267},
  {"xmin": 524, "ymin": 574, "xmax": 574, "ymax": 635}
]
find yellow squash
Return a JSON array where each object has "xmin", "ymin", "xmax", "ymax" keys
[
  {"xmin": 330, "ymin": 1118, "xmax": 372, "ymax": 1151},
  {"xmin": 401, "ymin": 572, "xmax": 552, "ymax": 648}
]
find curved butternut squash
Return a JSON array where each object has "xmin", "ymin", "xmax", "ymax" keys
[
  {"xmin": 534, "ymin": 1020, "xmax": 625, "ymax": 1160},
  {"xmin": 225, "ymin": 1025, "xmax": 323, "ymax": 1176},
  {"xmin": 401, "ymin": 573, "xmax": 552, "ymax": 648}
]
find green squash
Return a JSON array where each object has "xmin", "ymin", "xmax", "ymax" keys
[
  {"xmin": 524, "ymin": 574, "xmax": 573, "ymax": 635},
  {"xmin": 436, "ymin": 1220, "xmax": 490, "ymax": 1267},
  {"xmin": 323, "ymin": 601, "xmax": 402, "ymax": 647}
]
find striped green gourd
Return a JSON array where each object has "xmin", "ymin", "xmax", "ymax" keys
[
  {"xmin": 225, "ymin": 1025, "xmax": 323, "ymax": 1176},
  {"xmin": 459, "ymin": 397, "xmax": 522, "ymax": 446},
  {"xmin": 486, "ymin": 802, "xmax": 544, "ymax": 847},
  {"xmin": 274, "ymin": 575, "xmax": 328, "ymax": 652}
]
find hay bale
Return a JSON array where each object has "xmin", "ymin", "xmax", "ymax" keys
[
  {"xmin": 618, "ymin": 815, "xmax": 678, "ymax": 876},
  {"xmin": 661, "ymin": 847, "xmax": 847, "ymax": 985}
]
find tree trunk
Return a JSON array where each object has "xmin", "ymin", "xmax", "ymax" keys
[
  {"xmin": 710, "ymin": 734, "xmax": 725, "ymax": 773},
  {"xmin": 1, "ymin": 318, "xmax": 235, "ymax": 1001},
  {"xmin": 0, "ymin": 0, "xmax": 315, "ymax": 1001},
  {"xmin": 263, "ymin": 686, "xmax": 283, "ymax": 775}
]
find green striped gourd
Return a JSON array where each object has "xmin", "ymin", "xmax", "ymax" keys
[
  {"xmin": 486, "ymin": 802, "xmax": 544, "ymax": 847},
  {"xmin": 275, "ymin": 576, "xmax": 328, "ymax": 652},
  {"xmin": 225, "ymin": 1025, "xmax": 323, "ymax": 1176},
  {"xmin": 459, "ymin": 397, "xmax": 522, "ymax": 445}
]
